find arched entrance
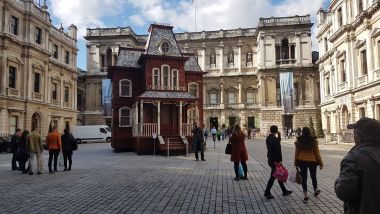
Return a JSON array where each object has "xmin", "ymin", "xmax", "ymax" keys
[{"xmin": 31, "ymin": 112, "xmax": 42, "ymax": 133}]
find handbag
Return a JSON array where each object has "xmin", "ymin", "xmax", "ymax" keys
[
  {"xmin": 238, "ymin": 163, "xmax": 244, "ymax": 178},
  {"xmin": 272, "ymin": 163, "xmax": 289, "ymax": 183},
  {"xmin": 225, "ymin": 142, "xmax": 232, "ymax": 155},
  {"xmin": 295, "ymin": 168, "xmax": 302, "ymax": 184}
]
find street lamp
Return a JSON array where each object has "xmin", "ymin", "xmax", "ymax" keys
[{"xmin": 152, "ymin": 133, "xmax": 157, "ymax": 156}]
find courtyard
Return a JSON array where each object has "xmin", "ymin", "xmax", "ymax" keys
[{"xmin": 0, "ymin": 138, "xmax": 352, "ymax": 214}]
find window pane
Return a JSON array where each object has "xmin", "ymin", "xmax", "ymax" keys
[
  {"xmin": 34, "ymin": 73, "xmax": 40, "ymax": 93},
  {"xmin": 189, "ymin": 85, "xmax": 197, "ymax": 97},
  {"xmin": 210, "ymin": 93, "xmax": 217, "ymax": 104},
  {"xmin": 64, "ymin": 87, "xmax": 69, "ymax": 102},
  {"xmin": 9, "ymin": 67, "xmax": 16, "ymax": 88},
  {"xmin": 246, "ymin": 92, "xmax": 254, "ymax": 103},
  {"xmin": 35, "ymin": 27, "xmax": 42, "ymax": 44},
  {"xmin": 228, "ymin": 92, "xmax": 235, "ymax": 103},
  {"xmin": 153, "ymin": 70, "xmax": 159, "ymax": 86},
  {"xmin": 121, "ymin": 81, "xmax": 130, "ymax": 96},
  {"xmin": 10, "ymin": 16, "xmax": 18, "ymax": 35},
  {"xmin": 53, "ymin": 45, "xmax": 58, "ymax": 59},
  {"xmin": 120, "ymin": 109, "xmax": 130, "ymax": 126},
  {"xmin": 163, "ymin": 66, "xmax": 169, "ymax": 87}
]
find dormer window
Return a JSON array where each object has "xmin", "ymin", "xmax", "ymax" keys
[{"xmin": 160, "ymin": 41, "xmax": 170, "ymax": 54}]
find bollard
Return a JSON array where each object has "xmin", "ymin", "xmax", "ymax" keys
[{"xmin": 167, "ymin": 138, "xmax": 170, "ymax": 157}]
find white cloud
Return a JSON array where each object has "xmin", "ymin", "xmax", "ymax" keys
[
  {"xmin": 49, "ymin": 0, "xmax": 127, "ymax": 38},
  {"xmin": 49, "ymin": 0, "xmax": 329, "ymax": 50}
]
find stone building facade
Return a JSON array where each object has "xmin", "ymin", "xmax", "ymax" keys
[
  {"xmin": 84, "ymin": 15, "xmax": 320, "ymax": 134},
  {"xmin": 317, "ymin": 0, "xmax": 380, "ymax": 143},
  {"xmin": 0, "ymin": 0, "xmax": 78, "ymax": 136}
]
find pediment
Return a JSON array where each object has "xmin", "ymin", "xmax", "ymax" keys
[
  {"xmin": 354, "ymin": 39, "xmax": 366, "ymax": 49},
  {"xmin": 371, "ymin": 28, "xmax": 380, "ymax": 38}
]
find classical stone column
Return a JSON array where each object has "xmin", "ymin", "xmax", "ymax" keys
[
  {"xmin": 310, "ymin": 75, "xmax": 315, "ymax": 106},
  {"xmin": 238, "ymin": 78, "xmax": 242, "ymax": 104},
  {"xmin": 73, "ymin": 80, "xmax": 77, "ymax": 109},
  {"xmin": 1, "ymin": 52, "xmax": 7, "ymax": 95},
  {"xmin": 203, "ymin": 83, "xmax": 206, "ymax": 104},
  {"xmin": 201, "ymin": 43, "xmax": 206, "ymax": 71},
  {"xmin": 220, "ymin": 81, "xmax": 224, "ymax": 104},
  {"xmin": 60, "ymin": 78, "xmax": 64, "ymax": 107},
  {"xmin": 219, "ymin": 42, "xmax": 224, "ymax": 73},
  {"xmin": 179, "ymin": 101, "xmax": 182, "ymax": 136},
  {"xmin": 366, "ymin": 28, "xmax": 374, "ymax": 81},
  {"xmin": 259, "ymin": 35, "xmax": 265, "ymax": 67},
  {"xmin": 157, "ymin": 101, "xmax": 161, "ymax": 135},
  {"xmin": 295, "ymin": 33, "xmax": 301, "ymax": 65},
  {"xmin": 238, "ymin": 41, "xmax": 242, "ymax": 73}
]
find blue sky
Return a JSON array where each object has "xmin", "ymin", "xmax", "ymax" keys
[{"xmin": 47, "ymin": 0, "xmax": 330, "ymax": 70}]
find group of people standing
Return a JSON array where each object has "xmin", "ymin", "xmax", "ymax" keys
[{"xmin": 10, "ymin": 126, "xmax": 77, "ymax": 175}]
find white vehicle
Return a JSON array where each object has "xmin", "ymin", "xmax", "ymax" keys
[{"xmin": 73, "ymin": 125, "xmax": 112, "ymax": 144}]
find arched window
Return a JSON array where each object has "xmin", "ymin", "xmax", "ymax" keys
[
  {"xmin": 162, "ymin": 65, "xmax": 170, "ymax": 90},
  {"xmin": 188, "ymin": 82, "xmax": 198, "ymax": 97},
  {"xmin": 171, "ymin": 69, "xmax": 178, "ymax": 89},
  {"xmin": 152, "ymin": 68, "xmax": 160, "ymax": 89},
  {"xmin": 119, "ymin": 79, "xmax": 132, "ymax": 97},
  {"xmin": 275, "ymin": 38, "xmax": 295, "ymax": 64},
  {"xmin": 119, "ymin": 107, "xmax": 131, "ymax": 127},
  {"xmin": 281, "ymin": 39, "xmax": 289, "ymax": 60}
]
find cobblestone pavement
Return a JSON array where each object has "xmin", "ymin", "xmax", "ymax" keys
[{"xmin": 0, "ymin": 138, "xmax": 352, "ymax": 214}]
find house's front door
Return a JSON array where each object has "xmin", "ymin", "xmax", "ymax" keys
[{"xmin": 160, "ymin": 104, "xmax": 179, "ymax": 135}]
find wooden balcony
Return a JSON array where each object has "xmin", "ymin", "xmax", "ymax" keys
[
  {"xmin": 133, "ymin": 123, "xmax": 158, "ymax": 137},
  {"xmin": 132, "ymin": 123, "xmax": 192, "ymax": 137}
]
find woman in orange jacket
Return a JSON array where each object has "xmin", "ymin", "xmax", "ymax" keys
[
  {"xmin": 46, "ymin": 126, "xmax": 62, "ymax": 173},
  {"xmin": 294, "ymin": 127, "xmax": 323, "ymax": 203}
]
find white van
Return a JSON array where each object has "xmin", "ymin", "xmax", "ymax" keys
[{"xmin": 73, "ymin": 125, "xmax": 112, "ymax": 144}]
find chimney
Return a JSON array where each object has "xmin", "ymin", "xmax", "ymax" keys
[{"xmin": 68, "ymin": 24, "xmax": 78, "ymax": 40}]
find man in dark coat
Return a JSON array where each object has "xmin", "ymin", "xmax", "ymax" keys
[
  {"xmin": 11, "ymin": 128, "xmax": 22, "ymax": 170},
  {"xmin": 264, "ymin": 125, "xmax": 292, "ymax": 199},
  {"xmin": 335, "ymin": 117, "xmax": 380, "ymax": 214},
  {"xmin": 192, "ymin": 122, "xmax": 205, "ymax": 161}
]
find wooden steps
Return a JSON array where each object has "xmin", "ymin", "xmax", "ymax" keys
[{"xmin": 158, "ymin": 136, "xmax": 187, "ymax": 155}]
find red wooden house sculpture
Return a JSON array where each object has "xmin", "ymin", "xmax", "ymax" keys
[{"xmin": 108, "ymin": 24, "xmax": 204, "ymax": 154}]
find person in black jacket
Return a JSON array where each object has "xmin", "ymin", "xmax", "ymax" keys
[
  {"xmin": 264, "ymin": 125, "xmax": 292, "ymax": 199},
  {"xmin": 18, "ymin": 130, "xmax": 30, "ymax": 174},
  {"xmin": 335, "ymin": 117, "xmax": 380, "ymax": 214},
  {"xmin": 61, "ymin": 128, "xmax": 76, "ymax": 171},
  {"xmin": 10, "ymin": 128, "xmax": 22, "ymax": 170}
]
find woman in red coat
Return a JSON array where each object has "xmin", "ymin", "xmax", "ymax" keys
[{"xmin": 230, "ymin": 124, "xmax": 248, "ymax": 180}]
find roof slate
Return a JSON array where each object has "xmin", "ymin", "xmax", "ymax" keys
[
  {"xmin": 138, "ymin": 91, "xmax": 197, "ymax": 99},
  {"xmin": 184, "ymin": 56, "xmax": 202, "ymax": 72},
  {"xmin": 146, "ymin": 27, "xmax": 182, "ymax": 57},
  {"xmin": 116, "ymin": 49, "xmax": 143, "ymax": 68}
]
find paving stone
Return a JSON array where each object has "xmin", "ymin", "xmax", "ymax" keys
[{"xmin": 0, "ymin": 138, "xmax": 348, "ymax": 213}]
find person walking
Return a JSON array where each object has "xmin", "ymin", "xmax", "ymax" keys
[
  {"xmin": 204, "ymin": 127, "xmax": 209, "ymax": 144},
  {"xmin": 247, "ymin": 128, "xmax": 252, "ymax": 139},
  {"xmin": 26, "ymin": 127, "xmax": 43, "ymax": 175},
  {"xmin": 18, "ymin": 130, "xmax": 30, "ymax": 174},
  {"xmin": 264, "ymin": 125, "xmax": 292, "ymax": 199},
  {"xmin": 46, "ymin": 126, "xmax": 61, "ymax": 173},
  {"xmin": 335, "ymin": 117, "xmax": 380, "ymax": 214},
  {"xmin": 211, "ymin": 126, "xmax": 217, "ymax": 143},
  {"xmin": 192, "ymin": 122, "xmax": 205, "ymax": 161},
  {"xmin": 230, "ymin": 124, "xmax": 248, "ymax": 181},
  {"xmin": 294, "ymin": 127, "xmax": 323, "ymax": 203},
  {"xmin": 10, "ymin": 128, "xmax": 22, "ymax": 170},
  {"xmin": 61, "ymin": 128, "xmax": 76, "ymax": 171}
]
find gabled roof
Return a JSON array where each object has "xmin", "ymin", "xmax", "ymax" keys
[
  {"xmin": 184, "ymin": 55, "xmax": 202, "ymax": 72},
  {"xmin": 116, "ymin": 48, "xmax": 144, "ymax": 68},
  {"xmin": 145, "ymin": 24, "xmax": 182, "ymax": 57}
]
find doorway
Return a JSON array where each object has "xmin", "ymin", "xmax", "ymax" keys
[
  {"xmin": 209, "ymin": 117, "xmax": 218, "ymax": 130},
  {"xmin": 283, "ymin": 115, "xmax": 293, "ymax": 130},
  {"xmin": 229, "ymin": 117, "xmax": 236, "ymax": 128},
  {"xmin": 247, "ymin": 116, "xmax": 255, "ymax": 129}
]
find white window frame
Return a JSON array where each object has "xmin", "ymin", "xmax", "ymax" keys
[
  {"xmin": 119, "ymin": 79, "xmax": 132, "ymax": 97},
  {"xmin": 188, "ymin": 82, "xmax": 198, "ymax": 97},
  {"xmin": 119, "ymin": 107, "xmax": 131, "ymax": 127},
  {"xmin": 160, "ymin": 41, "xmax": 170, "ymax": 54},
  {"xmin": 246, "ymin": 91, "xmax": 255, "ymax": 104},
  {"xmin": 152, "ymin": 68, "xmax": 160, "ymax": 89},
  {"xmin": 171, "ymin": 69, "xmax": 178, "ymax": 89}
]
